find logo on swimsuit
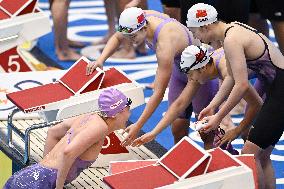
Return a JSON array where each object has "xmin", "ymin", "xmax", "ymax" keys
[
  {"xmin": 24, "ymin": 105, "xmax": 46, "ymax": 113},
  {"xmin": 110, "ymin": 99, "xmax": 123, "ymax": 109},
  {"xmin": 33, "ymin": 170, "xmax": 40, "ymax": 180}
]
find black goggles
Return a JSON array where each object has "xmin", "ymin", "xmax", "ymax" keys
[
  {"xmin": 118, "ymin": 19, "xmax": 146, "ymax": 34},
  {"xmin": 126, "ymin": 98, "xmax": 132, "ymax": 107},
  {"xmin": 118, "ymin": 25, "xmax": 134, "ymax": 34}
]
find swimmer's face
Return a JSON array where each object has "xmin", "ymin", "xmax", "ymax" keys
[
  {"xmin": 189, "ymin": 26, "xmax": 213, "ymax": 44},
  {"xmin": 125, "ymin": 27, "xmax": 147, "ymax": 45},
  {"xmin": 118, "ymin": 106, "xmax": 131, "ymax": 129},
  {"xmin": 188, "ymin": 66, "xmax": 209, "ymax": 84},
  {"xmin": 113, "ymin": 105, "xmax": 131, "ymax": 130}
]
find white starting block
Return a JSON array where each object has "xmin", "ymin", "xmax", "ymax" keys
[
  {"xmin": 104, "ymin": 137, "xmax": 257, "ymax": 189},
  {"xmin": 104, "ymin": 137, "xmax": 212, "ymax": 188},
  {"xmin": 7, "ymin": 56, "xmax": 144, "ymax": 122},
  {"xmin": 6, "ymin": 56, "xmax": 145, "ymax": 164},
  {"xmin": 0, "ymin": 0, "xmax": 51, "ymax": 53}
]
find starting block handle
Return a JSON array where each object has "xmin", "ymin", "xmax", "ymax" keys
[{"xmin": 7, "ymin": 108, "xmax": 62, "ymax": 165}]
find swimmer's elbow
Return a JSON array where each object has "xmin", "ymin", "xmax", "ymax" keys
[{"xmin": 236, "ymin": 81, "xmax": 249, "ymax": 91}]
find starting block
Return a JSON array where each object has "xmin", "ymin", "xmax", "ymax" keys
[
  {"xmin": 0, "ymin": 0, "xmax": 51, "ymax": 53},
  {"xmin": 7, "ymin": 57, "xmax": 144, "ymax": 121},
  {"xmin": 6, "ymin": 56, "xmax": 145, "ymax": 164},
  {"xmin": 103, "ymin": 137, "xmax": 212, "ymax": 188},
  {"xmin": 104, "ymin": 137, "xmax": 256, "ymax": 189}
]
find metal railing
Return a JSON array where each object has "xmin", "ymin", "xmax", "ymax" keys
[{"xmin": 7, "ymin": 108, "xmax": 61, "ymax": 165}]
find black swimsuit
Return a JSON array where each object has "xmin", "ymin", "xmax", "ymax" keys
[{"xmin": 225, "ymin": 22, "xmax": 284, "ymax": 149}]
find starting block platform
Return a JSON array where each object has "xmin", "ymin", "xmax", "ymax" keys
[
  {"xmin": 5, "ymin": 56, "xmax": 145, "ymax": 164},
  {"xmin": 104, "ymin": 137, "xmax": 257, "ymax": 189},
  {"xmin": 0, "ymin": 0, "xmax": 51, "ymax": 54},
  {"xmin": 0, "ymin": 118, "xmax": 164, "ymax": 189}
]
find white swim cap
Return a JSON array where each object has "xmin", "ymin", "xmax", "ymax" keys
[
  {"xmin": 186, "ymin": 3, "xmax": 218, "ymax": 28},
  {"xmin": 179, "ymin": 45, "xmax": 210, "ymax": 73},
  {"xmin": 118, "ymin": 7, "xmax": 146, "ymax": 35}
]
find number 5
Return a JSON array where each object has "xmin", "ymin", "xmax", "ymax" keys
[{"xmin": 8, "ymin": 55, "xmax": 20, "ymax": 72}]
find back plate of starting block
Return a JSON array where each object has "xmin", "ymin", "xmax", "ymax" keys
[
  {"xmin": 58, "ymin": 57, "xmax": 104, "ymax": 95},
  {"xmin": 158, "ymin": 137, "xmax": 211, "ymax": 180},
  {"xmin": 0, "ymin": 9, "xmax": 10, "ymax": 20},
  {"xmin": 0, "ymin": 0, "xmax": 36, "ymax": 17},
  {"xmin": 207, "ymin": 148, "xmax": 241, "ymax": 173}
]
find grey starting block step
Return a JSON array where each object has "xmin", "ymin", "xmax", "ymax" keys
[{"xmin": 0, "ymin": 119, "xmax": 167, "ymax": 189}]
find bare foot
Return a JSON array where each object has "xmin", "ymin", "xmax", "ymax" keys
[
  {"xmin": 111, "ymin": 48, "xmax": 136, "ymax": 59},
  {"xmin": 68, "ymin": 39, "xmax": 86, "ymax": 48},
  {"xmin": 56, "ymin": 49, "xmax": 81, "ymax": 61}
]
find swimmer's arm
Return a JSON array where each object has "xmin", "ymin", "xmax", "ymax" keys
[
  {"xmin": 135, "ymin": 44, "xmax": 174, "ymax": 129},
  {"xmin": 237, "ymin": 84, "xmax": 263, "ymax": 136},
  {"xmin": 44, "ymin": 117, "xmax": 76, "ymax": 156},
  {"xmin": 96, "ymin": 32, "xmax": 124, "ymax": 64},
  {"xmin": 152, "ymin": 80, "xmax": 201, "ymax": 135},
  {"xmin": 215, "ymin": 37, "xmax": 249, "ymax": 119},
  {"xmin": 201, "ymin": 51, "xmax": 230, "ymax": 112},
  {"xmin": 56, "ymin": 124, "xmax": 107, "ymax": 189},
  {"xmin": 218, "ymin": 56, "xmax": 229, "ymax": 79},
  {"xmin": 86, "ymin": 32, "xmax": 124, "ymax": 74},
  {"xmin": 206, "ymin": 74, "xmax": 235, "ymax": 112}
]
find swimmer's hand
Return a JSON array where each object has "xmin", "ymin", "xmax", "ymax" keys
[{"xmin": 86, "ymin": 60, "xmax": 103, "ymax": 75}]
